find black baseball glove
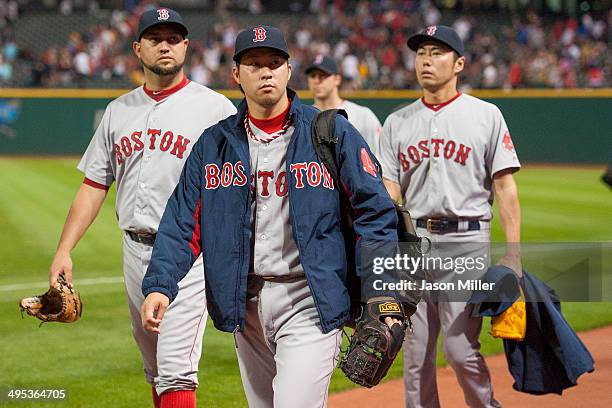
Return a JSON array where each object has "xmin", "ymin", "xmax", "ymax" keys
[{"xmin": 338, "ymin": 296, "xmax": 415, "ymax": 388}]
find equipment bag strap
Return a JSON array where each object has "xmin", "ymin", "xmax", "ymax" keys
[{"xmin": 311, "ymin": 108, "xmax": 351, "ymax": 211}]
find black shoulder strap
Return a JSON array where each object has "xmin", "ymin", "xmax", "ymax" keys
[{"xmin": 311, "ymin": 108, "xmax": 349, "ymax": 205}]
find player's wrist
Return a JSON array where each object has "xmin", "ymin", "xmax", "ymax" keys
[
  {"xmin": 504, "ymin": 242, "xmax": 521, "ymax": 257},
  {"xmin": 55, "ymin": 246, "xmax": 72, "ymax": 256}
]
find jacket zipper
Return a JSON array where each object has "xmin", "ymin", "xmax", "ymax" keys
[
  {"xmin": 233, "ymin": 130, "xmax": 251, "ymax": 336},
  {"xmin": 232, "ymin": 324, "xmax": 240, "ymax": 348}
]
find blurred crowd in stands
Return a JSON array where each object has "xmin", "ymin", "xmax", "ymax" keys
[{"xmin": 0, "ymin": 0, "xmax": 609, "ymax": 89}]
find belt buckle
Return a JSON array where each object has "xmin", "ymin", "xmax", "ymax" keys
[
  {"xmin": 426, "ymin": 219, "xmax": 443, "ymax": 234},
  {"xmin": 128, "ymin": 231, "xmax": 155, "ymax": 245}
]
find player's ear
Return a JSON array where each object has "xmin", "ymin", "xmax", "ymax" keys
[
  {"xmin": 334, "ymin": 74, "xmax": 342, "ymax": 87},
  {"xmin": 286, "ymin": 61, "xmax": 292, "ymax": 81},
  {"xmin": 183, "ymin": 38, "xmax": 189, "ymax": 48},
  {"xmin": 454, "ymin": 56, "xmax": 465, "ymax": 75},
  {"xmin": 132, "ymin": 41, "xmax": 141, "ymax": 58},
  {"xmin": 232, "ymin": 64, "xmax": 240, "ymax": 85}
]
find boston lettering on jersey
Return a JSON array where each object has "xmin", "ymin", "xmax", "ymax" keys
[
  {"xmin": 113, "ymin": 128, "xmax": 191, "ymax": 165},
  {"xmin": 399, "ymin": 138, "xmax": 472, "ymax": 171},
  {"xmin": 204, "ymin": 161, "xmax": 334, "ymax": 196}
]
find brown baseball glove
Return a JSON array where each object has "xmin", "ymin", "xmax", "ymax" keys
[{"xmin": 19, "ymin": 273, "xmax": 82, "ymax": 324}]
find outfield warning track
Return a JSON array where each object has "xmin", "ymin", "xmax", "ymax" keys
[{"xmin": 330, "ymin": 325, "xmax": 611, "ymax": 407}]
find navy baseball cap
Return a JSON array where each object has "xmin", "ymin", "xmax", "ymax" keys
[
  {"xmin": 407, "ymin": 25, "xmax": 464, "ymax": 57},
  {"xmin": 136, "ymin": 7, "xmax": 188, "ymax": 41},
  {"xmin": 233, "ymin": 25, "xmax": 290, "ymax": 62},
  {"xmin": 305, "ymin": 55, "xmax": 339, "ymax": 75}
]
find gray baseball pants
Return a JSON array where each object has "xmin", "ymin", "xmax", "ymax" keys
[
  {"xmin": 403, "ymin": 224, "xmax": 501, "ymax": 408},
  {"xmin": 235, "ymin": 276, "xmax": 342, "ymax": 408},
  {"xmin": 123, "ymin": 234, "xmax": 208, "ymax": 395}
]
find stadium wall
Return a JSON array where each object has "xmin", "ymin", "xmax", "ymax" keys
[{"xmin": 0, "ymin": 89, "xmax": 610, "ymax": 164}]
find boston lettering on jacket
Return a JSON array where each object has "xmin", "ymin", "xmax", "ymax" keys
[{"xmin": 204, "ymin": 161, "xmax": 335, "ymax": 194}]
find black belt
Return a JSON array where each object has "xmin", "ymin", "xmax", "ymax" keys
[
  {"xmin": 251, "ymin": 274, "xmax": 306, "ymax": 283},
  {"xmin": 416, "ymin": 219, "xmax": 480, "ymax": 234},
  {"xmin": 126, "ymin": 231, "xmax": 156, "ymax": 245}
]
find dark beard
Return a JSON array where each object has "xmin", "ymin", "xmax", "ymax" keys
[{"xmin": 142, "ymin": 60, "xmax": 183, "ymax": 76}]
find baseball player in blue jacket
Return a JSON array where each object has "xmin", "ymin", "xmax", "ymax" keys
[{"xmin": 140, "ymin": 25, "xmax": 404, "ymax": 407}]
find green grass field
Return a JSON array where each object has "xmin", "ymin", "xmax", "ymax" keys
[{"xmin": 0, "ymin": 159, "xmax": 610, "ymax": 407}]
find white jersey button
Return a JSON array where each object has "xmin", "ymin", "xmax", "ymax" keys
[
  {"xmin": 140, "ymin": 183, "xmax": 146, "ymax": 189},
  {"xmin": 261, "ymin": 234, "xmax": 267, "ymax": 240},
  {"xmin": 262, "ymin": 204, "xmax": 268, "ymax": 211}
]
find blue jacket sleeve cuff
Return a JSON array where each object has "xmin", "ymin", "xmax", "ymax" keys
[{"xmin": 142, "ymin": 285, "xmax": 176, "ymax": 303}]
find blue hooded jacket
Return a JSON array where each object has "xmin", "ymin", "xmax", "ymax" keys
[{"xmin": 141, "ymin": 90, "xmax": 399, "ymax": 334}]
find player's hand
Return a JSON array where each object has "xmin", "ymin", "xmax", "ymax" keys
[
  {"xmin": 141, "ymin": 293, "xmax": 170, "ymax": 334},
  {"xmin": 49, "ymin": 250, "xmax": 73, "ymax": 288},
  {"xmin": 384, "ymin": 316, "xmax": 402, "ymax": 328},
  {"xmin": 497, "ymin": 253, "xmax": 523, "ymax": 278}
]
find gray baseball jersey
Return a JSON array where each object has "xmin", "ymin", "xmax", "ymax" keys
[
  {"xmin": 379, "ymin": 93, "xmax": 520, "ymax": 220},
  {"xmin": 247, "ymin": 121, "xmax": 303, "ymax": 277},
  {"xmin": 77, "ymin": 79, "xmax": 236, "ymax": 394},
  {"xmin": 78, "ymin": 81, "xmax": 236, "ymax": 233},
  {"xmin": 339, "ymin": 100, "xmax": 382, "ymax": 159}
]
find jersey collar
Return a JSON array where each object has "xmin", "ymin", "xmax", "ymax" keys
[
  {"xmin": 248, "ymin": 98, "xmax": 291, "ymax": 134},
  {"xmin": 143, "ymin": 76, "xmax": 190, "ymax": 102},
  {"xmin": 421, "ymin": 92, "xmax": 462, "ymax": 112}
]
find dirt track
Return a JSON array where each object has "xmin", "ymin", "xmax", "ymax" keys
[{"xmin": 330, "ymin": 325, "xmax": 611, "ymax": 408}]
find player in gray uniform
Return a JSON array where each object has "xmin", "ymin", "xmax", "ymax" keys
[
  {"xmin": 379, "ymin": 25, "xmax": 522, "ymax": 408},
  {"xmin": 306, "ymin": 54, "xmax": 382, "ymax": 158},
  {"xmin": 46, "ymin": 8, "xmax": 236, "ymax": 408}
]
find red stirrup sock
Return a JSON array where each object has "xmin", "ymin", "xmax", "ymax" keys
[
  {"xmin": 151, "ymin": 387, "xmax": 161, "ymax": 408},
  {"xmin": 160, "ymin": 390, "xmax": 196, "ymax": 408}
]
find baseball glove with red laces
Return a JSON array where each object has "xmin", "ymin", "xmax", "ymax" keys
[{"xmin": 19, "ymin": 273, "xmax": 82, "ymax": 325}]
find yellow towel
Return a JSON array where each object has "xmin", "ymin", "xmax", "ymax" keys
[{"xmin": 490, "ymin": 287, "xmax": 526, "ymax": 341}]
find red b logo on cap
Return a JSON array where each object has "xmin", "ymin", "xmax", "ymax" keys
[
  {"xmin": 252, "ymin": 27, "xmax": 267, "ymax": 42},
  {"xmin": 426, "ymin": 25, "xmax": 437, "ymax": 36},
  {"xmin": 157, "ymin": 8, "xmax": 170, "ymax": 21}
]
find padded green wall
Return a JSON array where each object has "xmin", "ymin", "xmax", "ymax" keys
[{"xmin": 0, "ymin": 96, "xmax": 609, "ymax": 164}]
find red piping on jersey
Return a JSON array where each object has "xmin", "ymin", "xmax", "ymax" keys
[
  {"xmin": 83, "ymin": 177, "xmax": 110, "ymax": 191},
  {"xmin": 188, "ymin": 199, "xmax": 202, "ymax": 257},
  {"xmin": 143, "ymin": 76, "xmax": 190, "ymax": 102},
  {"xmin": 421, "ymin": 92, "xmax": 462, "ymax": 112},
  {"xmin": 248, "ymin": 98, "xmax": 291, "ymax": 134},
  {"xmin": 321, "ymin": 332, "xmax": 343, "ymax": 408},
  {"xmin": 189, "ymin": 302, "xmax": 207, "ymax": 373}
]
